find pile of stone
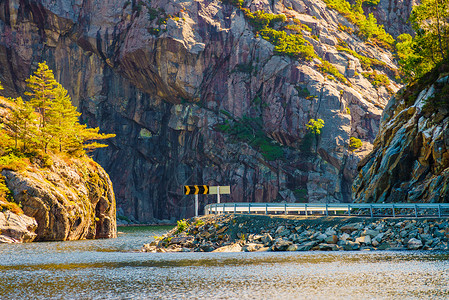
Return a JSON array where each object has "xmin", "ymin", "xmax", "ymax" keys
[{"xmin": 141, "ymin": 214, "xmax": 449, "ymax": 253}]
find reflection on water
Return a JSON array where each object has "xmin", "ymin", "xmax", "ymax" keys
[{"xmin": 1, "ymin": 226, "xmax": 448, "ymax": 299}]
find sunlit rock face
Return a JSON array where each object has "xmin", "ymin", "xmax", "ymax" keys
[
  {"xmin": 0, "ymin": 0, "xmax": 408, "ymax": 222},
  {"xmin": 366, "ymin": 0, "xmax": 417, "ymax": 38},
  {"xmin": 354, "ymin": 69, "xmax": 449, "ymax": 204}
]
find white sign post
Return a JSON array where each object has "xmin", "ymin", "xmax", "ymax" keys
[
  {"xmin": 217, "ymin": 186, "xmax": 220, "ymax": 204},
  {"xmin": 195, "ymin": 194, "xmax": 199, "ymax": 217}
]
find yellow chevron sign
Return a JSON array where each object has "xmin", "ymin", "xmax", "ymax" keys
[{"xmin": 184, "ymin": 185, "xmax": 209, "ymax": 195}]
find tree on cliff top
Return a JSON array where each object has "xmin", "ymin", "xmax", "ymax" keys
[
  {"xmin": 397, "ymin": 0, "xmax": 449, "ymax": 81},
  {"xmin": 25, "ymin": 62, "xmax": 58, "ymax": 129},
  {"xmin": 19, "ymin": 62, "xmax": 116, "ymax": 154}
]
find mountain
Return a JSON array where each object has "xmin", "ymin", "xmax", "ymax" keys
[{"xmin": 0, "ymin": 0, "xmax": 411, "ymax": 222}]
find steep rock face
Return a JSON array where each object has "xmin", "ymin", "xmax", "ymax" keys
[
  {"xmin": 354, "ymin": 68, "xmax": 449, "ymax": 203},
  {"xmin": 2, "ymin": 156, "xmax": 117, "ymax": 241},
  {"xmin": 366, "ymin": 0, "xmax": 417, "ymax": 38},
  {"xmin": 0, "ymin": 0, "xmax": 402, "ymax": 222},
  {"xmin": 0, "ymin": 208, "xmax": 38, "ymax": 243}
]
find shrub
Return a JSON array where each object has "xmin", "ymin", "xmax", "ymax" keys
[
  {"xmin": 243, "ymin": 9, "xmax": 286, "ymax": 32},
  {"xmin": 349, "ymin": 137, "xmax": 363, "ymax": 150},
  {"xmin": 362, "ymin": 71, "xmax": 393, "ymax": 93},
  {"xmin": 215, "ymin": 115, "xmax": 285, "ymax": 161},
  {"xmin": 317, "ymin": 59, "xmax": 349, "ymax": 85},
  {"xmin": 306, "ymin": 119, "xmax": 325, "ymax": 135},
  {"xmin": 345, "ymin": 107, "xmax": 351, "ymax": 114},
  {"xmin": 323, "ymin": 0, "xmax": 394, "ymax": 48},
  {"xmin": 0, "ymin": 153, "xmax": 29, "ymax": 171},
  {"xmin": 176, "ymin": 219, "xmax": 188, "ymax": 234}
]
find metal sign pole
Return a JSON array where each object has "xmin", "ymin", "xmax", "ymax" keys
[
  {"xmin": 217, "ymin": 186, "xmax": 220, "ymax": 204},
  {"xmin": 195, "ymin": 194, "xmax": 199, "ymax": 217}
]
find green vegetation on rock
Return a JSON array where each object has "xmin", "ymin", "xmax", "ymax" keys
[
  {"xmin": 3, "ymin": 62, "xmax": 115, "ymax": 156},
  {"xmin": 306, "ymin": 119, "xmax": 325, "ymax": 135},
  {"xmin": 323, "ymin": 0, "xmax": 394, "ymax": 49},
  {"xmin": 349, "ymin": 137, "xmax": 363, "ymax": 151},
  {"xmin": 240, "ymin": 9, "xmax": 315, "ymax": 61},
  {"xmin": 336, "ymin": 45, "xmax": 386, "ymax": 71},
  {"xmin": 396, "ymin": 0, "xmax": 449, "ymax": 82},
  {"xmin": 215, "ymin": 115, "xmax": 284, "ymax": 161},
  {"xmin": 362, "ymin": 71, "xmax": 393, "ymax": 94},
  {"xmin": 317, "ymin": 59, "xmax": 349, "ymax": 85}
]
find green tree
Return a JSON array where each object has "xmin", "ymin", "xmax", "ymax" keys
[
  {"xmin": 45, "ymin": 84, "xmax": 82, "ymax": 152},
  {"xmin": 306, "ymin": 118, "xmax": 325, "ymax": 153},
  {"xmin": 25, "ymin": 62, "xmax": 59, "ymax": 129},
  {"xmin": 399, "ymin": 0, "xmax": 449, "ymax": 81},
  {"xmin": 10, "ymin": 97, "xmax": 38, "ymax": 152},
  {"xmin": 23, "ymin": 62, "xmax": 115, "ymax": 155}
]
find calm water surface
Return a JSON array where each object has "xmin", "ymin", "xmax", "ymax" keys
[{"xmin": 1, "ymin": 226, "xmax": 449, "ymax": 299}]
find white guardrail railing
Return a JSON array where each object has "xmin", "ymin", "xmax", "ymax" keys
[{"xmin": 204, "ymin": 203, "xmax": 449, "ymax": 218}]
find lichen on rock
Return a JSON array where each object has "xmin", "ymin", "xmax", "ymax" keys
[{"xmin": 1, "ymin": 154, "xmax": 117, "ymax": 241}]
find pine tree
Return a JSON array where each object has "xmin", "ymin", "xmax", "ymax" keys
[
  {"xmin": 22, "ymin": 62, "xmax": 115, "ymax": 155},
  {"xmin": 25, "ymin": 62, "xmax": 59, "ymax": 129},
  {"xmin": 45, "ymin": 83, "xmax": 81, "ymax": 152},
  {"xmin": 10, "ymin": 97, "xmax": 38, "ymax": 152}
]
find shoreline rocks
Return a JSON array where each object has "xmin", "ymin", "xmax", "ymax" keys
[
  {"xmin": 0, "ymin": 209, "xmax": 38, "ymax": 243},
  {"xmin": 142, "ymin": 214, "xmax": 449, "ymax": 253}
]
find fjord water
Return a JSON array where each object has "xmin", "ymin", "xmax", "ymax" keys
[{"xmin": 1, "ymin": 226, "xmax": 448, "ymax": 299}]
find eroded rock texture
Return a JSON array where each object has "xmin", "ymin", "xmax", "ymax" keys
[
  {"xmin": 2, "ymin": 156, "xmax": 117, "ymax": 241},
  {"xmin": 0, "ymin": 0, "xmax": 407, "ymax": 222},
  {"xmin": 0, "ymin": 209, "xmax": 38, "ymax": 243},
  {"xmin": 354, "ymin": 70, "xmax": 449, "ymax": 203},
  {"xmin": 366, "ymin": 0, "xmax": 417, "ymax": 38}
]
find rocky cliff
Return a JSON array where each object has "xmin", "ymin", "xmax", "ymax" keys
[
  {"xmin": 0, "ymin": 207, "xmax": 37, "ymax": 243},
  {"xmin": 354, "ymin": 64, "xmax": 449, "ymax": 203},
  {"xmin": 0, "ymin": 0, "xmax": 409, "ymax": 223},
  {"xmin": 0, "ymin": 97, "xmax": 116, "ymax": 242}
]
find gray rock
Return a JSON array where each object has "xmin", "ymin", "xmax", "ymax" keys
[
  {"xmin": 316, "ymin": 233, "xmax": 328, "ymax": 241},
  {"xmin": 170, "ymin": 236, "xmax": 195, "ymax": 245},
  {"xmin": 407, "ymin": 238, "xmax": 423, "ymax": 250},
  {"xmin": 339, "ymin": 232, "xmax": 351, "ymax": 241},
  {"xmin": 341, "ymin": 223, "xmax": 363, "ymax": 233},
  {"xmin": 362, "ymin": 229, "xmax": 380, "ymax": 238},
  {"xmin": 261, "ymin": 233, "xmax": 273, "ymax": 246},
  {"xmin": 355, "ymin": 235, "xmax": 371, "ymax": 245},
  {"xmin": 0, "ymin": 210, "xmax": 37, "ymax": 243},
  {"xmin": 275, "ymin": 226, "xmax": 285, "ymax": 235},
  {"xmin": 278, "ymin": 229, "xmax": 291, "ymax": 237},
  {"xmin": 318, "ymin": 243, "xmax": 338, "ymax": 251},
  {"xmin": 286, "ymin": 244, "xmax": 300, "ymax": 251},
  {"xmin": 212, "ymin": 243, "xmax": 242, "ymax": 252},
  {"xmin": 324, "ymin": 235, "xmax": 338, "ymax": 244},
  {"xmin": 325, "ymin": 228, "xmax": 337, "ymax": 236},
  {"xmin": 373, "ymin": 233, "xmax": 385, "ymax": 243},
  {"xmin": 297, "ymin": 241, "xmax": 318, "ymax": 251},
  {"xmin": 273, "ymin": 239, "xmax": 293, "ymax": 251},
  {"xmin": 242, "ymin": 243, "xmax": 264, "ymax": 252}
]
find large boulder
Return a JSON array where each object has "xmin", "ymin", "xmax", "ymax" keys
[
  {"xmin": 0, "ymin": 209, "xmax": 37, "ymax": 243},
  {"xmin": 2, "ymin": 155, "xmax": 117, "ymax": 241}
]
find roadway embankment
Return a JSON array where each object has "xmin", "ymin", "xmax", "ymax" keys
[{"xmin": 141, "ymin": 214, "xmax": 449, "ymax": 253}]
